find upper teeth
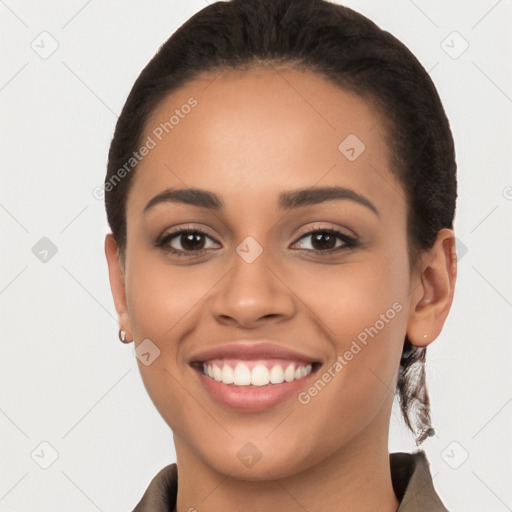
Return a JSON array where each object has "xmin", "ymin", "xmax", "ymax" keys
[{"xmin": 203, "ymin": 361, "xmax": 313, "ymax": 386}]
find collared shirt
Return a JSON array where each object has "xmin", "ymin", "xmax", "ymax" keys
[{"xmin": 131, "ymin": 450, "xmax": 448, "ymax": 511}]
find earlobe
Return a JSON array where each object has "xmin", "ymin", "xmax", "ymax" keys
[
  {"xmin": 104, "ymin": 234, "xmax": 133, "ymax": 343},
  {"xmin": 406, "ymin": 229, "xmax": 457, "ymax": 347}
]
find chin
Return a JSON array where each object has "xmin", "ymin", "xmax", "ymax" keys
[{"xmin": 195, "ymin": 438, "xmax": 322, "ymax": 482}]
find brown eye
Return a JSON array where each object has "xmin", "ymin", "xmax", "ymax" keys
[
  {"xmin": 309, "ymin": 231, "xmax": 337, "ymax": 250},
  {"xmin": 177, "ymin": 232, "xmax": 206, "ymax": 251},
  {"xmin": 155, "ymin": 229, "xmax": 221, "ymax": 256},
  {"xmin": 291, "ymin": 228, "xmax": 358, "ymax": 253}
]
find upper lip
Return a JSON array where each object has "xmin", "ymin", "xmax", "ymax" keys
[{"xmin": 188, "ymin": 341, "xmax": 322, "ymax": 365}]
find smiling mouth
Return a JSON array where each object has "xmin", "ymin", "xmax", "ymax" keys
[{"xmin": 191, "ymin": 359, "xmax": 322, "ymax": 387}]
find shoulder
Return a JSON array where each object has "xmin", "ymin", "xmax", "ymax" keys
[
  {"xmin": 130, "ymin": 463, "xmax": 178, "ymax": 512},
  {"xmin": 390, "ymin": 451, "xmax": 449, "ymax": 512}
]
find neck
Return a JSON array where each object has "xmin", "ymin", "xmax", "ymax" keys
[{"xmin": 174, "ymin": 424, "xmax": 399, "ymax": 512}]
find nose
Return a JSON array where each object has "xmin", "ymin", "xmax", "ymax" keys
[{"xmin": 209, "ymin": 249, "xmax": 296, "ymax": 329}]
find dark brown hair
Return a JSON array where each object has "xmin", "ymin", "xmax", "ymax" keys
[{"xmin": 105, "ymin": 0, "xmax": 457, "ymax": 444}]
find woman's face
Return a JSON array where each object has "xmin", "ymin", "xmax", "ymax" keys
[{"xmin": 112, "ymin": 67, "xmax": 421, "ymax": 478}]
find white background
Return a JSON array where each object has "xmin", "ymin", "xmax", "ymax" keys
[{"xmin": 1, "ymin": 1, "xmax": 511, "ymax": 511}]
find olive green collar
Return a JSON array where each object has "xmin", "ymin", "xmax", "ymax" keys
[{"xmin": 131, "ymin": 450, "xmax": 448, "ymax": 511}]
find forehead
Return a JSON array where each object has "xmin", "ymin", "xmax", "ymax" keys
[{"xmin": 127, "ymin": 67, "xmax": 403, "ymax": 217}]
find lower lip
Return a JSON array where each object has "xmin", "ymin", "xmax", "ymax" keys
[{"xmin": 192, "ymin": 366, "xmax": 318, "ymax": 412}]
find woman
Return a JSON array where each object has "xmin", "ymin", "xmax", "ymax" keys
[{"xmin": 104, "ymin": 0, "xmax": 457, "ymax": 510}]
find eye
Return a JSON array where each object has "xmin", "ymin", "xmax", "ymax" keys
[
  {"xmin": 291, "ymin": 227, "xmax": 358, "ymax": 253},
  {"xmin": 155, "ymin": 227, "xmax": 221, "ymax": 256}
]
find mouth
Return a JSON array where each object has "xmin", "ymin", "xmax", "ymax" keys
[
  {"xmin": 191, "ymin": 359, "xmax": 322, "ymax": 387},
  {"xmin": 187, "ymin": 342, "xmax": 323, "ymax": 411}
]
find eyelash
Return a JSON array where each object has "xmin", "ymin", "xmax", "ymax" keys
[{"xmin": 154, "ymin": 226, "xmax": 359, "ymax": 258}]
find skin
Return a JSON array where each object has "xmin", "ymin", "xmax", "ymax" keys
[{"xmin": 105, "ymin": 67, "xmax": 456, "ymax": 512}]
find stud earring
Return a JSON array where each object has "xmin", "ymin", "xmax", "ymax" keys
[{"xmin": 118, "ymin": 329, "xmax": 129, "ymax": 343}]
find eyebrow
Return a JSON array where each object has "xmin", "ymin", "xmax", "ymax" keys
[
  {"xmin": 143, "ymin": 186, "xmax": 379, "ymax": 216},
  {"xmin": 144, "ymin": 188, "xmax": 223, "ymax": 212}
]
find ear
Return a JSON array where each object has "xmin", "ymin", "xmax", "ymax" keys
[
  {"xmin": 406, "ymin": 228, "xmax": 457, "ymax": 347},
  {"xmin": 105, "ymin": 234, "xmax": 133, "ymax": 343}
]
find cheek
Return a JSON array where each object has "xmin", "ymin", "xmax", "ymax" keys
[
  {"xmin": 323, "ymin": 261, "xmax": 409, "ymax": 345},
  {"xmin": 295, "ymin": 248, "xmax": 410, "ymax": 433},
  {"xmin": 125, "ymin": 252, "xmax": 215, "ymax": 339},
  {"xmin": 286, "ymin": 239, "xmax": 410, "ymax": 347},
  {"xmin": 123, "ymin": 249, "xmax": 213, "ymax": 394}
]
